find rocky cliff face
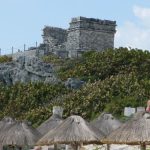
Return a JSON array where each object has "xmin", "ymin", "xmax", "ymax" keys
[{"xmin": 0, "ymin": 56, "xmax": 58, "ymax": 85}]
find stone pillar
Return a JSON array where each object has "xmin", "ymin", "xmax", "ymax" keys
[{"xmin": 53, "ymin": 106, "xmax": 63, "ymax": 118}]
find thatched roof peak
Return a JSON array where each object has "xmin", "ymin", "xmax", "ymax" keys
[
  {"xmin": 52, "ymin": 106, "xmax": 63, "ymax": 118},
  {"xmin": 1, "ymin": 117, "xmax": 15, "ymax": 123},
  {"xmin": 37, "ymin": 106, "xmax": 64, "ymax": 136},
  {"xmin": 0, "ymin": 117, "xmax": 16, "ymax": 131},
  {"xmin": 50, "ymin": 113, "xmax": 62, "ymax": 119},
  {"xmin": 91, "ymin": 113, "xmax": 122, "ymax": 136},
  {"xmin": 37, "ymin": 115, "xmax": 105, "ymax": 146},
  {"xmin": 69, "ymin": 115, "xmax": 87, "ymax": 123},
  {"xmin": 103, "ymin": 111, "xmax": 150, "ymax": 145},
  {"xmin": 98, "ymin": 113, "xmax": 114, "ymax": 119},
  {"xmin": 0, "ymin": 118, "xmax": 41, "ymax": 147}
]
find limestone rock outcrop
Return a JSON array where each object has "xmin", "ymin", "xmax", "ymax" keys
[{"xmin": 0, "ymin": 56, "xmax": 58, "ymax": 85}]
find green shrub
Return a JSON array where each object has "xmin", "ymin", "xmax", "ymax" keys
[
  {"xmin": 58, "ymin": 48, "xmax": 150, "ymax": 81},
  {"xmin": 0, "ymin": 82, "xmax": 69, "ymax": 127},
  {"xmin": 0, "ymin": 55, "xmax": 12, "ymax": 63},
  {"xmin": 42, "ymin": 54, "xmax": 64, "ymax": 65}
]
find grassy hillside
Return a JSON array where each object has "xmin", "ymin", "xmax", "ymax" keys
[{"xmin": 0, "ymin": 48, "xmax": 150, "ymax": 126}]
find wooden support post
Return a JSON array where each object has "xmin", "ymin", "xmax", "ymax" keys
[
  {"xmin": 35, "ymin": 41, "xmax": 38, "ymax": 56},
  {"xmin": 36, "ymin": 41, "xmax": 38, "ymax": 48},
  {"xmin": 12, "ymin": 46, "xmax": 14, "ymax": 55},
  {"xmin": 140, "ymin": 144, "xmax": 146, "ymax": 150},
  {"xmin": 107, "ymin": 144, "xmax": 110, "ymax": 150},
  {"xmin": 24, "ymin": 44, "xmax": 26, "ymax": 51},
  {"xmin": 54, "ymin": 144, "xmax": 58, "ymax": 150},
  {"xmin": 71, "ymin": 144, "xmax": 79, "ymax": 150}
]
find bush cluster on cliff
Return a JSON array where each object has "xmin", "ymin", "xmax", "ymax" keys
[
  {"xmin": 0, "ymin": 47, "xmax": 150, "ymax": 126},
  {"xmin": 57, "ymin": 48, "xmax": 150, "ymax": 82},
  {"xmin": 0, "ymin": 83, "xmax": 69, "ymax": 127}
]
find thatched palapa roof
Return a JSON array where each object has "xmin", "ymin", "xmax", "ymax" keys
[
  {"xmin": 37, "ymin": 115, "xmax": 105, "ymax": 146},
  {"xmin": 37, "ymin": 106, "xmax": 63, "ymax": 136},
  {"xmin": 0, "ymin": 119, "xmax": 41, "ymax": 147},
  {"xmin": 91, "ymin": 113, "xmax": 122, "ymax": 136},
  {"xmin": 0, "ymin": 117, "xmax": 16, "ymax": 131},
  {"xmin": 103, "ymin": 111, "xmax": 150, "ymax": 145},
  {"xmin": 0, "ymin": 117, "xmax": 16, "ymax": 149},
  {"xmin": 37, "ymin": 114, "xmax": 63, "ymax": 136}
]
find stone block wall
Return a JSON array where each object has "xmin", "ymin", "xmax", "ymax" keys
[
  {"xmin": 42, "ymin": 26, "xmax": 67, "ymax": 52},
  {"xmin": 66, "ymin": 30, "xmax": 80, "ymax": 57},
  {"xmin": 79, "ymin": 30, "xmax": 115, "ymax": 51},
  {"xmin": 66, "ymin": 17, "xmax": 116, "ymax": 57},
  {"xmin": 40, "ymin": 17, "xmax": 116, "ymax": 58}
]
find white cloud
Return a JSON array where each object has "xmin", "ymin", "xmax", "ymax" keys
[
  {"xmin": 115, "ymin": 5, "xmax": 150, "ymax": 50},
  {"xmin": 133, "ymin": 5, "xmax": 150, "ymax": 27},
  {"xmin": 133, "ymin": 5, "xmax": 150, "ymax": 20}
]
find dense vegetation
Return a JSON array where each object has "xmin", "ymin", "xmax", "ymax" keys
[
  {"xmin": 61, "ymin": 73, "xmax": 149, "ymax": 120},
  {"xmin": 57, "ymin": 48, "xmax": 150, "ymax": 82},
  {"xmin": 0, "ymin": 83, "xmax": 69, "ymax": 127},
  {"xmin": 0, "ymin": 48, "xmax": 150, "ymax": 126},
  {"xmin": 0, "ymin": 55, "xmax": 12, "ymax": 63}
]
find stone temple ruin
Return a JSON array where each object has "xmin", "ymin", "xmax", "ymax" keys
[
  {"xmin": 0, "ymin": 56, "xmax": 58, "ymax": 85},
  {"xmin": 38, "ymin": 16, "xmax": 116, "ymax": 58},
  {"xmin": 0, "ymin": 16, "xmax": 116, "ymax": 85}
]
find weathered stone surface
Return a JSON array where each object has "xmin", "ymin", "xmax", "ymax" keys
[
  {"xmin": 12, "ymin": 49, "xmax": 37, "ymax": 60},
  {"xmin": 43, "ymin": 26, "xmax": 67, "ymax": 52},
  {"xmin": 67, "ymin": 17, "xmax": 116, "ymax": 57},
  {"xmin": 0, "ymin": 56, "xmax": 58, "ymax": 85},
  {"xmin": 2, "ymin": 16, "xmax": 117, "ymax": 85},
  {"xmin": 10, "ymin": 17, "xmax": 116, "ymax": 59},
  {"xmin": 39, "ymin": 16, "xmax": 116, "ymax": 58},
  {"xmin": 65, "ymin": 78, "xmax": 85, "ymax": 89}
]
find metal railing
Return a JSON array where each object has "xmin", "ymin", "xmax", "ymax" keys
[{"xmin": 0, "ymin": 42, "xmax": 38, "ymax": 56}]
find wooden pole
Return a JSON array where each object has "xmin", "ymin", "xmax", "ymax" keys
[
  {"xmin": 54, "ymin": 144, "xmax": 58, "ymax": 150},
  {"xmin": 71, "ymin": 144, "xmax": 79, "ymax": 150},
  {"xmin": 35, "ymin": 41, "xmax": 38, "ymax": 56},
  {"xmin": 24, "ymin": 44, "xmax": 26, "ymax": 51},
  {"xmin": 107, "ymin": 144, "xmax": 110, "ymax": 150},
  {"xmin": 140, "ymin": 144, "xmax": 146, "ymax": 150},
  {"xmin": 0, "ymin": 48, "xmax": 1, "ymax": 56},
  {"xmin": 12, "ymin": 46, "xmax": 14, "ymax": 55},
  {"xmin": 36, "ymin": 41, "xmax": 38, "ymax": 48}
]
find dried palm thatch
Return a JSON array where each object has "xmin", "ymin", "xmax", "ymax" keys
[
  {"xmin": 91, "ymin": 113, "xmax": 122, "ymax": 136},
  {"xmin": 0, "ymin": 117, "xmax": 16, "ymax": 149},
  {"xmin": 37, "ymin": 114, "xmax": 63, "ymax": 136},
  {"xmin": 0, "ymin": 117, "xmax": 16, "ymax": 130},
  {"xmin": 102, "ymin": 111, "xmax": 150, "ymax": 150},
  {"xmin": 0, "ymin": 120, "xmax": 41, "ymax": 147},
  {"xmin": 37, "ymin": 115, "xmax": 105, "ymax": 146}
]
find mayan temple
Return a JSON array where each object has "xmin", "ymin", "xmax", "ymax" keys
[{"xmin": 40, "ymin": 16, "xmax": 116, "ymax": 58}]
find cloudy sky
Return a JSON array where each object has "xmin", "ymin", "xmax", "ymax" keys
[
  {"xmin": 116, "ymin": 5, "xmax": 150, "ymax": 51},
  {"xmin": 0, "ymin": 0, "xmax": 150, "ymax": 54}
]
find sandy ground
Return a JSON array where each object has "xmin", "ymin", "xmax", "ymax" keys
[
  {"xmin": 83, "ymin": 144, "xmax": 150, "ymax": 150},
  {"xmin": 35, "ymin": 144, "xmax": 150, "ymax": 150}
]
